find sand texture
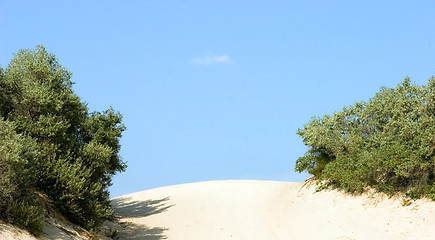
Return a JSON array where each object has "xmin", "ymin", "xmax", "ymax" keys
[
  {"xmin": 2, "ymin": 180, "xmax": 435, "ymax": 239},
  {"xmin": 110, "ymin": 180, "xmax": 435, "ymax": 240}
]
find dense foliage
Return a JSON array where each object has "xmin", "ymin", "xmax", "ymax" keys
[
  {"xmin": 0, "ymin": 119, "xmax": 43, "ymax": 235},
  {"xmin": 0, "ymin": 46, "xmax": 126, "ymax": 234},
  {"xmin": 296, "ymin": 78, "xmax": 435, "ymax": 200}
]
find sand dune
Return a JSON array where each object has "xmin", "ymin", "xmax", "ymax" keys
[
  {"xmin": 111, "ymin": 180, "xmax": 435, "ymax": 240},
  {"xmin": 3, "ymin": 180, "xmax": 435, "ymax": 239}
]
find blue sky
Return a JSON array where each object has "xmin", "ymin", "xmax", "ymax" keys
[{"xmin": 1, "ymin": 1, "xmax": 435, "ymax": 197}]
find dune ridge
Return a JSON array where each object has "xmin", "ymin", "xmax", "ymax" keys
[
  {"xmin": 110, "ymin": 180, "xmax": 435, "ymax": 240},
  {"xmin": 2, "ymin": 180, "xmax": 435, "ymax": 239}
]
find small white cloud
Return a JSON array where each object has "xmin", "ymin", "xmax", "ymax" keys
[{"xmin": 190, "ymin": 54, "xmax": 233, "ymax": 65}]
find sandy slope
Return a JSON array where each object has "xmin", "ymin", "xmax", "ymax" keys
[
  {"xmin": 0, "ymin": 219, "xmax": 91, "ymax": 240},
  {"xmin": 3, "ymin": 180, "xmax": 435, "ymax": 239},
  {"xmin": 0, "ymin": 221, "xmax": 37, "ymax": 240},
  {"xmin": 111, "ymin": 180, "xmax": 435, "ymax": 240},
  {"xmin": 0, "ymin": 195, "xmax": 100, "ymax": 240}
]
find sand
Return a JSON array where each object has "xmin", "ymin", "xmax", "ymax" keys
[
  {"xmin": 3, "ymin": 180, "xmax": 435, "ymax": 239},
  {"xmin": 0, "ymin": 221, "xmax": 37, "ymax": 240},
  {"xmin": 111, "ymin": 180, "xmax": 435, "ymax": 240}
]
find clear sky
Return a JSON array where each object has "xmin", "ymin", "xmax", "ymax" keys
[{"xmin": 1, "ymin": 1, "xmax": 435, "ymax": 197}]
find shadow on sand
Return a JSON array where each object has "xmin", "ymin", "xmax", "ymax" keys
[{"xmin": 110, "ymin": 197, "xmax": 174, "ymax": 240}]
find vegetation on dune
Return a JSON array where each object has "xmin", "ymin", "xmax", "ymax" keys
[
  {"xmin": 0, "ymin": 46, "xmax": 126, "ymax": 235},
  {"xmin": 0, "ymin": 119, "xmax": 43, "ymax": 235},
  {"xmin": 296, "ymin": 77, "xmax": 435, "ymax": 200}
]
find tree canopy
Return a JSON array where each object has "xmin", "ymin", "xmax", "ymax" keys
[
  {"xmin": 0, "ymin": 45, "xmax": 126, "ymax": 234},
  {"xmin": 296, "ymin": 77, "xmax": 435, "ymax": 200}
]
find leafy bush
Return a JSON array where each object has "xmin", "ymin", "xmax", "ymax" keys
[
  {"xmin": 0, "ymin": 119, "xmax": 43, "ymax": 235},
  {"xmin": 296, "ymin": 77, "xmax": 435, "ymax": 199},
  {"xmin": 0, "ymin": 45, "xmax": 126, "ymax": 234}
]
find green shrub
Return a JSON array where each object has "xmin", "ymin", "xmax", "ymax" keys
[
  {"xmin": 296, "ymin": 77, "xmax": 435, "ymax": 200},
  {"xmin": 0, "ymin": 119, "xmax": 43, "ymax": 235},
  {"xmin": 0, "ymin": 45, "xmax": 126, "ymax": 234}
]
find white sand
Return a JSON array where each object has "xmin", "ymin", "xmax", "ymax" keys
[
  {"xmin": 111, "ymin": 180, "xmax": 435, "ymax": 240},
  {"xmin": 3, "ymin": 180, "xmax": 435, "ymax": 239},
  {"xmin": 0, "ymin": 221, "xmax": 37, "ymax": 240}
]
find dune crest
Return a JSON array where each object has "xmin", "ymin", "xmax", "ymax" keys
[{"xmin": 110, "ymin": 180, "xmax": 435, "ymax": 240}]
